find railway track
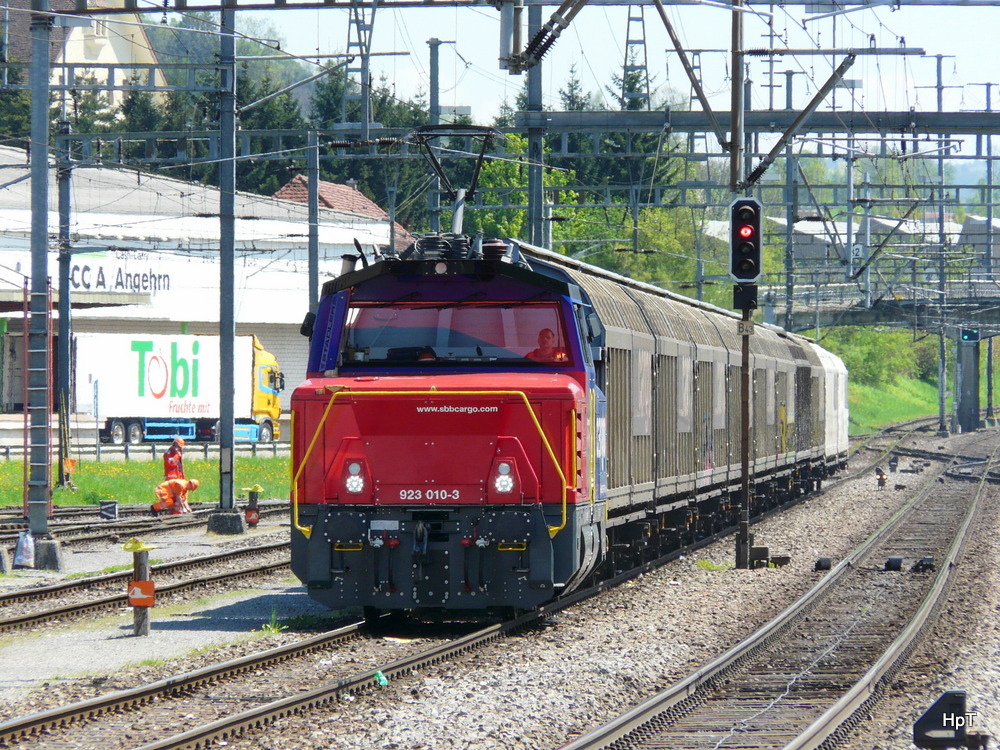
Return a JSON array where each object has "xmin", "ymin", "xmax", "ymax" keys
[
  {"xmin": 0, "ymin": 452, "xmax": 944, "ymax": 750},
  {"xmin": 0, "ymin": 541, "xmax": 292, "ymax": 633},
  {"xmin": 559, "ymin": 447, "xmax": 994, "ymax": 750},
  {"xmin": 0, "ymin": 426, "xmax": 961, "ymax": 749},
  {"xmin": 829, "ymin": 418, "xmax": 938, "ymax": 490},
  {"xmin": 0, "ymin": 504, "xmax": 288, "ymax": 550}
]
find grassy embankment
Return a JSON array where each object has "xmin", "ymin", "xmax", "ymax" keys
[
  {"xmin": 847, "ymin": 378, "xmax": 942, "ymax": 434},
  {"xmin": 0, "ymin": 455, "xmax": 290, "ymax": 507}
]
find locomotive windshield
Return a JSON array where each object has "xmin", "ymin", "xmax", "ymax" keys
[{"xmin": 341, "ymin": 301, "xmax": 573, "ymax": 366}]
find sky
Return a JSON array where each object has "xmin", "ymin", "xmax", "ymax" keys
[{"xmin": 239, "ymin": 1, "xmax": 998, "ymax": 131}]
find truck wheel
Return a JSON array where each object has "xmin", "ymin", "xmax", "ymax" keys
[
  {"xmin": 127, "ymin": 421, "xmax": 144, "ymax": 444},
  {"xmin": 257, "ymin": 421, "xmax": 274, "ymax": 443},
  {"xmin": 110, "ymin": 420, "xmax": 126, "ymax": 445}
]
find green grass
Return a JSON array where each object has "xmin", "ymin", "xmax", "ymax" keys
[
  {"xmin": 696, "ymin": 559, "xmax": 734, "ymax": 572},
  {"xmin": 848, "ymin": 378, "xmax": 941, "ymax": 435},
  {"xmin": 0, "ymin": 455, "xmax": 290, "ymax": 507},
  {"xmin": 258, "ymin": 608, "xmax": 288, "ymax": 634}
]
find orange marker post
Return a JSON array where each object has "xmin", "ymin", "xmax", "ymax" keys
[
  {"xmin": 243, "ymin": 484, "xmax": 263, "ymax": 528},
  {"xmin": 123, "ymin": 538, "xmax": 157, "ymax": 636}
]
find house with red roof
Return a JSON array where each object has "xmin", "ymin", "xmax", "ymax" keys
[{"xmin": 274, "ymin": 175, "xmax": 412, "ymax": 253}]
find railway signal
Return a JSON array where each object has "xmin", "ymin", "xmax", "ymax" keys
[
  {"xmin": 729, "ymin": 197, "xmax": 764, "ymax": 568},
  {"xmin": 729, "ymin": 198, "xmax": 762, "ymax": 283},
  {"xmin": 960, "ymin": 328, "xmax": 980, "ymax": 342}
]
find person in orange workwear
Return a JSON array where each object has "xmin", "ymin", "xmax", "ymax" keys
[
  {"xmin": 163, "ymin": 438, "xmax": 186, "ymax": 481},
  {"xmin": 151, "ymin": 478, "xmax": 199, "ymax": 516}
]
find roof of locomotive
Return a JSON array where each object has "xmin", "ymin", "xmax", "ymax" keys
[
  {"xmin": 322, "ymin": 233, "xmax": 821, "ymax": 350},
  {"xmin": 320, "ymin": 251, "xmax": 577, "ymax": 301}
]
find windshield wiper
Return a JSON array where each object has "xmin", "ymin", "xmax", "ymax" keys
[{"xmin": 436, "ymin": 292, "xmax": 486, "ymax": 310}]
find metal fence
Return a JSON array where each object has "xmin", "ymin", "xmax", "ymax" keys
[{"xmin": 0, "ymin": 441, "xmax": 290, "ymax": 463}]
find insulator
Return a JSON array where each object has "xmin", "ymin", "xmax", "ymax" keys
[
  {"xmin": 443, "ymin": 234, "xmax": 470, "ymax": 259},
  {"xmin": 415, "ymin": 234, "xmax": 449, "ymax": 259},
  {"xmin": 481, "ymin": 239, "xmax": 509, "ymax": 260}
]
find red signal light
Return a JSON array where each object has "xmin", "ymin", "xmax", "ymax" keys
[{"xmin": 729, "ymin": 198, "xmax": 763, "ymax": 283}]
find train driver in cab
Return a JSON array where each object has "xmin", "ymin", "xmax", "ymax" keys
[{"xmin": 527, "ymin": 327, "xmax": 568, "ymax": 362}]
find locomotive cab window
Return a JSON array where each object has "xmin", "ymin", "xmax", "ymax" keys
[{"xmin": 340, "ymin": 301, "xmax": 574, "ymax": 367}]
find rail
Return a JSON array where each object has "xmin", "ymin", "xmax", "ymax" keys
[
  {"xmin": 559, "ymin": 455, "xmax": 961, "ymax": 750},
  {"xmin": 782, "ymin": 447, "xmax": 996, "ymax": 750},
  {"xmin": 0, "ymin": 456, "xmax": 831, "ymax": 749}
]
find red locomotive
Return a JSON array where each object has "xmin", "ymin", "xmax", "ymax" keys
[
  {"xmin": 290, "ymin": 239, "xmax": 848, "ymax": 621},
  {"xmin": 290, "ymin": 127, "xmax": 848, "ymax": 620}
]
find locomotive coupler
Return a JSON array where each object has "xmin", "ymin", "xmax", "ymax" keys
[{"xmin": 412, "ymin": 522, "xmax": 430, "ymax": 563}]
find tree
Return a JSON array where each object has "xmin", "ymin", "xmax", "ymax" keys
[
  {"xmin": 462, "ymin": 133, "xmax": 576, "ymax": 240},
  {"xmin": 235, "ymin": 67, "xmax": 308, "ymax": 194},
  {"xmin": 58, "ymin": 76, "xmax": 116, "ymax": 133},
  {"xmin": 559, "ymin": 66, "xmax": 597, "ymax": 111},
  {"xmin": 604, "ymin": 49, "xmax": 654, "ymax": 111},
  {"xmin": 309, "ymin": 70, "xmax": 431, "ymax": 230},
  {"xmin": 0, "ymin": 66, "xmax": 30, "ymax": 147},
  {"xmin": 119, "ymin": 89, "xmax": 163, "ymax": 133},
  {"xmin": 822, "ymin": 327, "xmax": 919, "ymax": 387}
]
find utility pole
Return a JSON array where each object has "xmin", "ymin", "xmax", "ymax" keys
[
  {"xmin": 307, "ymin": 130, "xmax": 319, "ymax": 315},
  {"xmin": 783, "ymin": 70, "xmax": 797, "ymax": 332},
  {"xmin": 526, "ymin": 4, "xmax": 545, "ymax": 246},
  {"xmin": 972, "ymin": 82, "xmax": 995, "ymax": 419},
  {"xmin": 217, "ymin": 6, "xmax": 237, "ymax": 514},
  {"xmin": 27, "ymin": 0, "xmax": 52, "ymax": 536},
  {"xmin": 428, "ymin": 38, "xmax": 444, "ymax": 125},
  {"xmin": 729, "ymin": 0, "xmax": 744, "ymax": 193},
  {"xmin": 427, "ymin": 38, "xmax": 442, "ymax": 231},
  {"xmin": 730, "ymin": 0, "xmax": 753, "ymax": 570}
]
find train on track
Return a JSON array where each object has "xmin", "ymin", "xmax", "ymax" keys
[{"xmin": 289, "ymin": 127, "xmax": 849, "ymax": 620}]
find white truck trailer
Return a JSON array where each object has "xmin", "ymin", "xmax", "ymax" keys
[{"xmin": 74, "ymin": 333, "xmax": 284, "ymax": 444}]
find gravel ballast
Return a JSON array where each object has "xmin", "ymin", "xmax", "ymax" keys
[{"xmin": 1, "ymin": 430, "xmax": 996, "ymax": 750}]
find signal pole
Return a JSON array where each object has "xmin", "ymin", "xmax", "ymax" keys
[{"xmin": 730, "ymin": 198, "xmax": 762, "ymax": 569}]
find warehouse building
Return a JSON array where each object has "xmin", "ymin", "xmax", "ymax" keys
[{"xmin": 0, "ymin": 144, "xmax": 404, "ymax": 415}]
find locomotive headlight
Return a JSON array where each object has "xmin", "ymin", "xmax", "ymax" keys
[
  {"xmin": 494, "ymin": 462, "xmax": 514, "ymax": 493},
  {"xmin": 346, "ymin": 461, "xmax": 365, "ymax": 493}
]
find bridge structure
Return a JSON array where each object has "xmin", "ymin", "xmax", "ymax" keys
[{"xmin": 760, "ymin": 277, "xmax": 999, "ymax": 434}]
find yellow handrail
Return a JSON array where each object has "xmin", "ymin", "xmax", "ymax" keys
[
  {"xmin": 289, "ymin": 387, "xmax": 572, "ymax": 539},
  {"xmin": 290, "ymin": 387, "xmax": 346, "ymax": 539},
  {"xmin": 569, "ymin": 406, "xmax": 577, "ymax": 500}
]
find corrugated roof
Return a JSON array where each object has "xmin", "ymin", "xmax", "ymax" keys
[
  {"xmin": 0, "ymin": 144, "xmax": 397, "ymax": 326},
  {"xmin": 0, "ymin": 145, "xmax": 393, "ymax": 252}
]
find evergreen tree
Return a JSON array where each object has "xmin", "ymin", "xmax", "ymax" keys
[
  {"xmin": 558, "ymin": 66, "xmax": 596, "ymax": 111},
  {"xmin": 604, "ymin": 50, "xmax": 653, "ymax": 111},
  {"xmin": 60, "ymin": 76, "xmax": 116, "ymax": 133},
  {"xmin": 0, "ymin": 66, "xmax": 30, "ymax": 147},
  {"xmin": 120, "ymin": 89, "xmax": 163, "ymax": 133},
  {"xmin": 309, "ymin": 70, "xmax": 432, "ymax": 230},
  {"xmin": 235, "ymin": 67, "xmax": 308, "ymax": 194}
]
